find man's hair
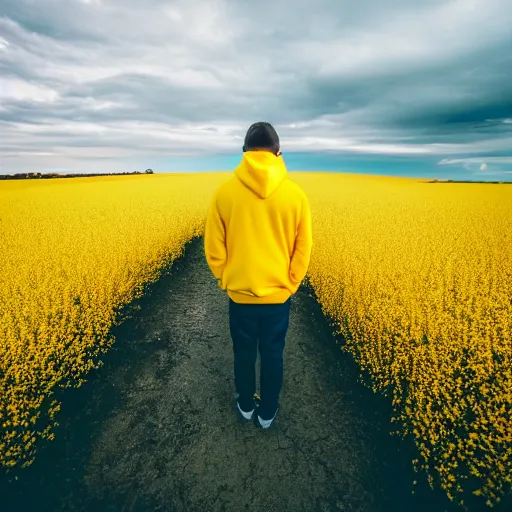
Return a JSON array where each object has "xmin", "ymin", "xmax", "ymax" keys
[{"xmin": 243, "ymin": 122, "xmax": 280, "ymax": 155}]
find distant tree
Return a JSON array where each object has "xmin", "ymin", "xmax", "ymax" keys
[{"xmin": 145, "ymin": 169, "xmax": 153, "ymax": 174}]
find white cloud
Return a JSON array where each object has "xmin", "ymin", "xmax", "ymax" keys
[
  {"xmin": 0, "ymin": 78, "xmax": 58, "ymax": 102},
  {"xmin": 439, "ymin": 157, "xmax": 512, "ymax": 165}
]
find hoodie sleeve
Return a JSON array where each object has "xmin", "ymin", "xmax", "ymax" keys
[
  {"xmin": 289, "ymin": 193, "xmax": 313, "ymax": 289},
  {"xmin": 204, "ymin": 191, "xmax": 227, "ymax": 287}
]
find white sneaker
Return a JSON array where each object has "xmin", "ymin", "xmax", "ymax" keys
[
  {"xmin": 257, "ymin": 408, "xmax": 278, "ymax": 429},
  {"xmin": 237, "ymin": 401, "xmax": 254, "ymax": 420}
]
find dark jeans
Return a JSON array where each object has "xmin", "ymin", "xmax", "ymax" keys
[{"xmin": 229, "ymin": 296, "xmax": 292, "ymax": 421}]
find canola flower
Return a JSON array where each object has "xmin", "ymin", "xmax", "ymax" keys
[
  {"xmin": 1, "ymin": 171, "xmax": 511, "ymax": 509},
  {"xmin": 0, "ymin": 173, "xmax": 226, "ymax": 469},
  {"xmin": 290, "ymin": 172, "xmax": 512, "ymax": 508}
]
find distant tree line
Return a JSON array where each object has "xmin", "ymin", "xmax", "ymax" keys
[
  {"xmin": 428, "ymin": 179, "xmax": 511, "ymax": 184},
  {"xmin": 0, "ymin": 169, "xmax": 154, "ymax": 180}
]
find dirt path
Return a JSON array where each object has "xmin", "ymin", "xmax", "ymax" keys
[{"xmin": 2, "ymin": 236, "xmax": 463, "ymax": 512}]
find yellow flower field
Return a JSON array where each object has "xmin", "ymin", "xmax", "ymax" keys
[
  {"xmin": 291, "ymin": 172, "xmax": 512, "ymax": 507},
  {"xmin": 1, "ymin": 171, "xmax": 511, "ymax": 507},
  {"xmin": 0, "ymin": 173, "xmax": 225, "ymax": 468}
]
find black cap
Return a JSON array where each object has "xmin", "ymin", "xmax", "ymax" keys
[{"xmin": 243, "ymin": 122, "xmax": 280, "ymax": 154}]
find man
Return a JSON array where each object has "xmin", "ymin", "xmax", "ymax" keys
[{"xmin": 204, "ymin": 121, "xmax": 313, "ymax": 429}]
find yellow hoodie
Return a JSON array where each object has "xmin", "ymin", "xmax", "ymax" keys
[{"xmin": 204, "ymin": 151, "xmax": 313, "ymax": 304}]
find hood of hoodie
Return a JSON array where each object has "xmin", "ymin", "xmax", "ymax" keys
[{"xmin": 234, "ymin": 151, "xmax": 288, "ymax": 199}]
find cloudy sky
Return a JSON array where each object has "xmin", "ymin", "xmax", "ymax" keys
[{"xmin": 1, "ymin": 0, "xmax": 511, "ymax": 179}]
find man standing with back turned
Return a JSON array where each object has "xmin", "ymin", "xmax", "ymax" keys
[{"xmin": 204, "ymin": 122, "xmax": 313, "ymax": 430}]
